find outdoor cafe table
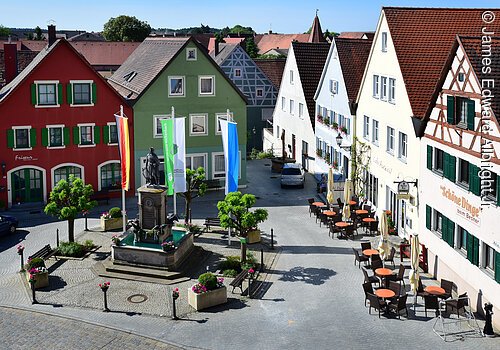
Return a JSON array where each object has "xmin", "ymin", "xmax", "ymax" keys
[
  {"xmin": 362, "ymin": 249, "xmax": 379, "ymax": 257},
  {"xmin": 375, "ymin": 268, "xmax": 394, "ymax": 287},
  {"xmin": 425, "ymin": 286, "xmax": 446, "ymax": 296},
  {"xmin": 323, "ymin": 210, "xmax": 336, "ymax": 216},
  {"xmin": 362, "ymin": 218, "xmax": 376, "ymax": 223},
  {"xmin": 375, "ymin": 288, "xmax": 395, "ymax": 299},
  {"xmin": 335, "ymin": 221, "xmax": 351, "ymax": 228},
  {"xmin": 355, "ymin": 209, "xmax": 368, "ymax": 215},
  {"xmin": 312, "ymin": 202, "xmax": 326, "ymax": 207},
  {"xmin": 348, "ymin": 200, "xmax": 357, "ymax": 206}
]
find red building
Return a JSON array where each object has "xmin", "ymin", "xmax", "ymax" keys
[{"xmin": 0, "ymin": 33, "xmax": 134, "ymax": 209}]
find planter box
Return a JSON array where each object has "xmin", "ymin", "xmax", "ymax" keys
[
  {"xmin": 247, "ymin": 230, "xmax": 261, "ymax": 244},
  {"xmin": 188, "ymin": 286, "xmax": 227, "ymax": 311},
  {"xmin": 100, "ymin": 216, "xmax": 126, "ymax": 231},
  {"xmin": 26, "ymin": 271, "xmax": 49, "ymax": 289}
]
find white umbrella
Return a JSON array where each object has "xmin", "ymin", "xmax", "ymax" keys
[
  {"xmin": 342, "ymin": 179, "xmax": 352, "ymax": 221},
  {"xmin": 409, "ymin": 234, "xmax": 421, "ymax": 294},
  {"xmin": 327, "ymin": 168, "xmax": 335, "ymax": 205},
  {"xmin": 377, "ymin": 212, "xmax": 390, "ymax": 259}
]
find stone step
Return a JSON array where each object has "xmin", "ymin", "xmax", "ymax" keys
[{"xmin": 102, "ymin": 259, "xmax": 183, "ymax": 280}]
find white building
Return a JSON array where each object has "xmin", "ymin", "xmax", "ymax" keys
[
  {"xmin": 420, "ymin": 35, "xmax": 500, "ymax": 327},
  {"xmin": 314, "ymin": 37, "xmax": 372, "ymax": 179},
  {"xmin": 355, "ymin": 7, "xmax": 498, "ymax": 239}
]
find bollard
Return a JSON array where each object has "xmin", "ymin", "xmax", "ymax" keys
[
  {"xmin": 260, "ymin": 249, "xmax": 264, "ymax": 272},
  {"xmin": 270, "ymin": 229, "xmax": 274, "ymax": 250},
  {"xmin": 17, "ymin": 244, "xmax": 25, "ymax": 272},
  {"xmin": 29, "ymin": 276, "xmax": 38, "ymax": 304},
  {"xmin": 56, "ymin": 229, "xmax": 60, "ymax": 248},
  {"xmin": 84, "ymin": 213, "xmax": 89, "ymax": 231},
  {"xmin": 99, "ymin": 282, "xmax": 110, "ymax": 312},
  {"xmin": 189, "ymin": 209, "xmax": 192, "ymax": 224},
  {"xmin": 172, "ymin": 288, "xmax": 179, "ymax": 320}
]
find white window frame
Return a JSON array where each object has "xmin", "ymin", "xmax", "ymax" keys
[
  {"xmin": 289, "ymin": 99, "xmax": 295, "ymax": 116},
  {"xmin": 372, "ymin": 120, "xmax": 379, "ymax": 145},
  {"xmin": 12, "ymin": 126, "xmax": 32, "ymax": 151},
  {"xmin": 34, "ymin": 80, "xmax": 60, "ymax": 108},
  {"xmin": 388, "ymin": 78, "xmax": 396, "ymax": 103},
  {"xmin": 299, "ymin": 103, "xmax": 304, "ymax": 119},
  {"xmin": 386, "ymin": 126, "xmax": 395, "ymax": 154},
  {"xmin": 168, "ymin": 76, "xmax": 185, "ymax": 97},
  {"xmin": 97, "ymin": 160, "xmax": 121, "ymax": 191},
  {"xmin": 69, "ymin": 79, "xmax": 94, "ymax": 107},
  {"xmin": 234, "ymin": 68, "xmax": 242, "ymax": 78},
  {"xmin": 398, "ymin": 132, "xmax": 407, "ymax": 161},
  {"xmin": 186, "ymin": 48, "xmax": 197, "ymax": 61},
  {"xmin": 215, "ymin": 113, "xmax": 233, "ymax": 135},
  {"xmin": 46, "ymin": 124, "xmax": 65, "ymax": 149},
  {"xmin": 199, "ymin": 75, "xmax": 215, "ymax": 96},
  {"xmin": 107, "ymin": 122, "xmax": 118, "ymax": 145},
  {"xmin": 153, "ymin": 114, "xmax": 172, "ymax": 138},
  {"xmin": 256, "ymin": 88, "xmax": 263, "ymax": 98},
  {"xmin": 77, "ymin": 123, "xmax": 95, "ymax": 148},
  {"xmin": 381, "ymin": 32, "xmax": 388, "ymax": 52},
  {"xmin": 380, "ymin": 76, "xmax": 388, "ymax": 101},
  {"xmin": 189, "ymin": 114, "xmax": 208, "ymax": 136},
  {"xmin": 281, "ymin": 97, "xmax": 286, "ymax": 111},
  {"xmin": 484, "ymin": 244, "xmax": 495, "ymax": 272},
  {"xmin": 373, "ymin": 75, "xmax": 379, "ymax": 98},
  {"xmin": 363, "ymin": 116, "xmax": 370, "ymax": 139},
  {"xmin": 211, "ymin": 151, "xmax": 242, "ymax": 180},
  {"xmin": 289, "ymin": 70, "xmax": 294, "ymax": 84},
  {"xmin": 186, "ymin": 153, "xmax": 208, "ymax": 173},
  {"xmin": 51, "ymin": 163, "xmax": 85, "ymax": 188}
]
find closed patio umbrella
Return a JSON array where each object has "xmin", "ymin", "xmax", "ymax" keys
[
  {"xmin": 327, "ymin": 167, "xmax": 335, "ymax": 205},
  {"xmin": 409, "ymin": 234, "xmax": 420, "ymax": 294},
  {"xmin": 377, "ymin": 212, "xmax": 390, "ymax": 259},
  {"xmin": 342, "ymin": 179, "xmax": 352, "ymax": 221}
]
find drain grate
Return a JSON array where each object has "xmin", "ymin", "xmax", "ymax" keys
[{"xmin": 127, "ymin": 294, "xmax": 148, "ymax": 304}]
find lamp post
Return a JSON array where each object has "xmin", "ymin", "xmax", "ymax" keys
[
  {"xmin": 17, "ymin": 244, "xmax": 25, "ymax": 272},
  {"xmin": 29, "ymin": 275, "xmax": 38, "ymax": 304}
]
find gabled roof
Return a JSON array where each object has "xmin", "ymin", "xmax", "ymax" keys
[
  {"xmin": 254, "ymin": 33, "xmax": 310, "ymax": 55},
  {"xmin": 70, "ymin": 41, "xmax": 140, "ymax": 66},
  {"xmin": 338, "ymin": 32, "xmax": 375, "ymax": 40},
  {"xmin": 336, "ymin": 38, "xmax": 373, "ymax": 104},
  {"xmin": 207, "ymin": 37, "xmax": 244, "ymax": 54},
  {"xmin": 68, "ymin": 32, "xmax": 105, "ymax": 41},
  {"xmin": 383, "ymin": 7, "xmax": 500, "ymax": 119},
  {"xmin": 292, "ymin": 42, "xmax": 330, "ymax": 126},
  {"xmin": 209, "ymin": 43, "xmax": 239, "ymax": 65},
  {"xmin": 254, "ymin": 58, "xmax": 286, "ymax": 89},
  {"xmin": 308, "ymin": 15, "xmax": 327, "ymax": 43}
]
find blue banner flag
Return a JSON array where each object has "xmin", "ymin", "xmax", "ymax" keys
[{"xmin": 220, "ymin": 119, "xmax": 239, "ymax": 194}]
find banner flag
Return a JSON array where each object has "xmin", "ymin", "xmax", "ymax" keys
[
  {"xmin": 114, "ymin": 113, "xmax": 130, "ymax": 191},
  {"xmin": 161, "ymin": 119, "xmax": 175, "ymax": 195},
  {"xmin": 220, "ymin": 119, "xmax": 239, "ymax": 194},
  {"xmin": 173, "ymin": 118, "xmax": 186, "ymax": 193}
]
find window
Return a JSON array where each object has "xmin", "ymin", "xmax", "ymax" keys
[
  {"xmin": 108, "ymin": 123, "xmax": 118, "ymax": 144},
  {"xmin": 365, "ymin": 172, "xmax": 378, "ymax": 207},
  {"xmin": 458, "ymin": 72, "xmax": 465, "ymax": 82},
  {"xmin": 299, "ymin": 103, "xmax": 304, "ymax": 118},
  {"xmin": 168, "ymin": 76, "xmax": 184, "ymax": 97},
  {"xmin": 388, "ymin": 78, "xmax": 395, "ymax": 103},
  {"xmin": 458, "ymin": 159, "xmax": 469, "ymax": 186},
  {"xmin": 433, "ymin": 210, "xmax": 443, "ymax": 234},
  {"xmin": 49, "ymin": 126, "xmax": 63, "ymax": 147},
  {"xmin": 256, "ymin": 88, "xmax": 263, "ymax": 97},
  {"xmin": 290, "ymin": 70, "xmax": 294, "ymax": 84},
  {"xmin": 373, "ymin": 75, "xmax": 379, "ymax": 98},
  {"xmin": 372, "ymin": 120, "xmax": 379, "ymax": 144},
  {"xmin": 74, "ymin": 124, "xmax": 98, "ymax": 147},
  {"xmin": 381, "ymin": 76, "xmax": 387, "ymax": 100},
  {"xmin": 386, "ymin": 126, "xmax": 395, "ymax": 153},
  {"xmin": 14, "ymin": 127, "xmax": 31, "ymax": 149},
  {"xmin": 186, "ymin": 154, "xmax": 207, "ymax": 171},
  {"xmin": 100, "ymin": 162, "xmax": 121, "ymax": 190},
  {"xmin": 434, "ymin": 148, "xmax": 444, "ymax": 173},
  {"xmin": 80, "ymin": 125, "xmax": 93, "ymax": 145},
  {"xmin": 199, "ymin": 76, "xmax": 214, "ymax": 95},
  {"xmin": 190, "ymin": 114, "xmax": 207, "ymax": 136},
  {"xmin": 37, "ymin": 83, "xmax": 57, "ymax": 105},
  {"xmin": 186, "ymin": 48, "xmax": 197, "ymax": 61},
  {"xmin": 289, "ymin": 99, "xmax": 295, "ymax": 115},
  {"xmin": 485, "ymin": 244, "xmax": 495, "ymax": 271},
  {"xmin": 398, "ymin": 132, "xmax": 407, "ymax": 160},
  {"xmin": 381, "ymin": 32, "xmax": 388, "ymax": 52},
  {"xmin": 216, "ymin": 113, "xmax": 232, "ymax": 134},
  {"xmin": 456, "ymin": 97, "xmax": 468, "ymax": 125},
  {"xmin": 234, "ymin": 68, "xmax": 242, "ymax": 78},
  {"xmin": 53, "ymin": 166, "xmax": 82, "ymax": 186},
  {"xmin": 213, "ymin": 153, "xmax": 225, "ymax": 178},
  {"xmin": 330, "ymin": 79, "xmax": 338, "ymax": 94},
  {"xmin": 457, "ymin": 226, "xmax": 468, "ymax": 251},
  {"xmin": 70, "ymin": 81, "xmax": 92, "ymax": 105},
  {"xmin": 281, "ymin": 97, "xmax": 286, "ymax": 110},
  {"xmin": 363, "ymin": 116, "xmax": 370, "ymax": 139},
  {"xmin": 153, "ymin": 115, "xmax": 171, "ymax": 138}
]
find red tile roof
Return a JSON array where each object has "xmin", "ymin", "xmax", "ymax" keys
[
  {"xmin": 309, "ymin": 15, "xmax": 327, "ymax": 43},
  {"xmin": 207, "ymin": 37, "xmax": 244, "ymax": 54},
  {"xmin": 255, "ymin": 33, "xmax": 310, "ymax": 55},
  {"xmin": 338, "ymin": 32, "xmax": 375, "ymax": 40},
  {"xmin": 70, "ymin": 41, "xmax": 140, "ymax": 66},
  {"xmin": 383, "ymin": 7, "xmax": 500, "ymax": 119},
  {"xmin": 335, "ymin": 38, "xmax": 373, "ymax": 104},
  {"xmin": 254, "ymin": 58, "xmax": 286, "ymax": 89}
]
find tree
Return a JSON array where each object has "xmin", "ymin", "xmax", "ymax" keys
[
  {"xmin": 244, "ymin": 36, "xmax": 258, "ymax": 58},
  {"xmin": 229, "ymin": 25, "xmax": 254, "ymax": 35},
  {"xmin": 217, "ymin": 192, "xmax": 268, "ymax": 262},
  {"xmin": 0, "ymin": 25, "xmax": 10, "ymax": 37},
  {"xmin": 44, "ymin": 175, "xmax": 97, "ymax": 242},
  {"xmin": 102, "ymin": 15, "xmax": 151, "ymax": 42},
  {"xmin": 178, "ymin": 167, "xmax": 207, "ymax": 223},
  {"xmin": 34, "ymin": 26, "xmax": 43, "ymax": 40}
]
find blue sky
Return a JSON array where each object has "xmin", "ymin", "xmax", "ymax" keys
[{"xmin": 1, "ymin": 0, "xmax": 499, "ymax": 33}]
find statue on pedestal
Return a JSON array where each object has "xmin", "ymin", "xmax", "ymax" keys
[{"xmin": 143, "ymin": 147, "xmax": 161, "ymax": 186}]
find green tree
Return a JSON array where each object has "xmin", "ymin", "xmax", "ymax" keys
[
  {"xmin": 244, "ymin": 36, "xmax": 258, "ymax": 58},
  {"xmin": 217, "ymin": 192, "xmax": 268, "ymax": 262},
  {"xmin": 34, "ymin": 26, "xmax": 43, "ymax": 40},
  {"xmin": 0, "ymin": 25, "xmax": 10, "ymax": 37},
  {"xmin": 44, "ymin": 175, "xmax": 97, "ymax": 242},
  {"xmin": 229, "ymin": 25, "xmax": 254, "ymax": 35},
  {"xmin": 178, "ymin": 167, "xmax": 207, "ymax": 223},
  {"xmin": 102, "ymin": 15, "xmax": 151, "ymax": 42}
]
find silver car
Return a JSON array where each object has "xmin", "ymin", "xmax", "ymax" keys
[{"xmin": 280, "ymin": 163, "xmax": 305, "ymax": 188}]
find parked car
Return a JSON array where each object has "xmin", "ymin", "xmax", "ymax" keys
[
  {"xmin": 280, "ymin": 163, "xmax": 305, "ymax": 188},
  {"xmin": 0, "ymin": 214, "xmax": 18, "ymax": 236}
]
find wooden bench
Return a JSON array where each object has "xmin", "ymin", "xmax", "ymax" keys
[
  {"xmin": 229, "ymin": 269, "xmax": 249, "ymax": 293},
  {"xmin": 204, "ymin": 217, "xmax": 222, "ymax": 231},
  {"xmin": 28, "ymin": 244, "xmax": 57, "ymax": 261}
]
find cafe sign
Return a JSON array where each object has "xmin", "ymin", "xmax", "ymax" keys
[
  {"xmin": 440, "ymin": 185, "xmax": 480, "ymax": 226},
  {"xmin": 14, "ymin": 155, "xmax": 38, "ymax": 161}
]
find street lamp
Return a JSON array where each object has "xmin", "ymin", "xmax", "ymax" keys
[{"xmin": 336, "ymin": 134, "xmax": 351, "ymax": 151}]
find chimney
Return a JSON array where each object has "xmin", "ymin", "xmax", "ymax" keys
[
  {"xmin": 4, "ymin": 40, "xmax": 18, "ymax": 84},
  {"xmin": 48, "ymin": 24, "xmax": 56, "ymax": 47},
  {"xmin": 214, "ymin": 39, "xmax": 219, "ymax": 56},
  {"xmin": 268, "ymin": 30, "xmax": 273, "ymax": 34}
]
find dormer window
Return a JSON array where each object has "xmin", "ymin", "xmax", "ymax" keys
[{"xmin": 123, "ymin": 71, "xmax": 137, "ymax": 83}]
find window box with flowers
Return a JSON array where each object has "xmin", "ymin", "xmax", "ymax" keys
[
  {"xmin": 188, "ymin": 272, "xmax": 227, "ymax": 310},
  {"xmin": 333, "ymin": 161, "xmax": 339, "ymax": 170},
  {"xmin": 340, "ymin": 126, "xmax": 348, "ymax": 134},
  {"xmin": 100, "ymin": 207, "xmax": 126, "ymax": 231},
  {"xmin": 24, "ymin": 257, "xmax": 49, "ymax": 289},
  {"xmin": 325, "ymin": 153, "xmax": 331, "ymax": 165},
  {"xmin": 316, "ymin": 149, "xmax": 323, "ymax": 157},
  {"xmin": 331, "ymin": 122, "xmax": 339, "ymax": 130},
  {"xmin": 316, "ymin": 115, "xmax": 323, "ymax": 123}
]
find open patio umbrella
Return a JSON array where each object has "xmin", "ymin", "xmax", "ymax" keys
[
  {"xmin": 377, "ymin": 212, "xmax": 390, "ymax": 260},
  {"xmin": 409, "ymin": 234, "xmax": 421, "ymax": 294},
  {"xmin": 327, "ymin": 167, "xmax": 335, "ymax": 206},
  {"xmin": 342, "ymin": 179, "xmax": 352, "ymax": 221}
]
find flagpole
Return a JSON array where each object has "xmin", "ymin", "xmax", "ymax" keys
[
  {"xmin": 171, "ymin": 106, "xmax": 177, "ymax": 216},
  {"xmin": 120, "ymin": 104, "xmax": 127, "ymax": 233},
  {"xmin": 226, "ymin": 109, "xmax": 231, "ymax": 246}
]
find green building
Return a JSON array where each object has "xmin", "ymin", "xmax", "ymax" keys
[{"xmin": 108, "ymin": 37, "xmax": 247, "ymax": 191}]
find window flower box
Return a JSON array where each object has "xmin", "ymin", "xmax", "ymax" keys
[{"xmin": 188, "ymin": 286, "xmax": 227, "ymax": 311}]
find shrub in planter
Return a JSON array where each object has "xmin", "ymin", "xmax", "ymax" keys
[
  {"xmin": 189, "ymin": 273, "xmax": 227, "ymax": 310},
  {"xmin": 108, "ymin": 207, "xmax": 122, "ymax": 218},
  {"xmin": 198, "ymin": 272, "xmax": 218, "ymax": 291},
  {"xmin": 223, "ymin": 269, "xmax": 238, "ymax": 277},
  {"xmin": 83, "ymin": 240, "xmax": 94, "ymax": 250},
  {"xmin": 25, "ymin": 257, "xmax": 45, "ymax": 270},
  {"xmin": 218, "ymin": 256, "xmax": 241, "ymax": 272},
  {"xmin": 58, "ymin": 241, "xmax": 85, "ymax": 257}
]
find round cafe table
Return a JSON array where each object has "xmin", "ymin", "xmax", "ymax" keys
[
  {"xmin": 355, "ymin": 209, "xmax": 368, "ymax": 215},
  {"xmin": 425, "ymin": 286, "xmax": 446, "ymax": 296},
  {"xmin": 348, "ymin": 200, "xmax": 357, "ymax": 206},
  {"xmin": 312, "ymin": 202, "xmax": 326, "ymax": 207},
  {"xmin": 362, "ymin": 249, "xmax": 379, "ymax": 256},
  {"xmin": 375, "ymin": 288, "xmax": 395, "ymax": 299},
  {"xmin": 335, "ymin": 221, "xmax": 351, "ymax": 228},
  {"xmin": 362, "ymin": 217, "xmax": 376, "ymax": 223},
  {"xmin": 376, "ymin": 268, "xmax": 394, "ymax": 287},
  {"xmin": 323, "ymin": 210, "xmax": 335, "ymax": 216}
]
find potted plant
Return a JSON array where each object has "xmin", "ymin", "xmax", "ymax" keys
[
  {"xmin": 161, "ymin": 240, "xmax": 176, "ymax": 252},
  {"xmin": 325, "ymin": 153, "xmax": 331, "ymax": 165},
  {"xmin": 331, "ymin": 122, "xmax": 339, "ymax": 130},
  {"xmin": 188, "ymin": 272, "xmax": 227, "ymax": 310},
  {"xmin": 317, "ymin": 115, "xmax": 323, "ymax": 123},
  {"xmin": 323, "ymin": 118, "xmax": 330, "ymax": 126},
  {"xmin": 341, "ymin": 126, "xmax": 348, "ymax": 134},
  {"xmin": 100, "ymin": 207, "xmax": 125, "ymax": 231},
  {"xmin": 24, "ymin": 257, "xmax": 49, "ymax": 289},
  {"xmin": 333, "ymin": 161, "xmax": 339, "ymax": 169},
  {"xmin": 316, "ymin": 149, "xmax": 322, "ymax": 157}
]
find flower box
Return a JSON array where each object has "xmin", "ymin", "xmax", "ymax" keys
[
  {"xmin": 188, "ymin": 286, "xmax": 227, "ymax": 311},
  {"xmin": 100, "ymin": 216, "xmax": 126, "ymax": 231},
  {"xmin": 247, "ymin": 230, "xmax": 261, "ymax": 244},
  {"xmin": 26, "ymin": 271, "xmax": 49, "ymax": 289}
]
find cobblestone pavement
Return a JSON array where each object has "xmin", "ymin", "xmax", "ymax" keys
[{"xmin": 0, "ymin": 306, "xmax": 183, "ymax": 350}]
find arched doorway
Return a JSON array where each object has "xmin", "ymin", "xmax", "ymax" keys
[{"xmin": 11, "ymin": 168, "xmax": 44, "ymax": 204}]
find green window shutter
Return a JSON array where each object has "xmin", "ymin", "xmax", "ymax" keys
[
  {"xmin": 447, "ymin": 218, "xmax": 455, "ymax": 247},
  {"xmin": 466, "ymin": 99, "xmax": 475, "ymax": 131},
  {"xmin": 426, "ymin": 205, "xmax": 432, "ymax": 230},
  {"xmin": 466, "ymin": 232, "xmax": 474, "ymax": 263},
  {"xmin": 63, "ymin": 127, "xmax": 70, "ymax": 146},
  {"xmin": 41, "ymin": 128, "xmax": 48, "ymax": 147},
  {"xmin": 443, "ymin": 152, "xmax": 450, "ymax": 180},
  {"xmin": 73, "ymin": 126, "xmax": 80, "ymax": 145},
  {"xmin": 497, "ymin": 175, "xmax": 500, "ymax": 207},
  {"xmin": 472, "ymin": 236, "xmax": 479, "ymax": 266},
  {"xmin": 66, "ymin": 84, "xmax": 73, "ymax": 104},
  {"xmin": 91, "ymin": 83, "xmax": 97, "ymax": 104},
  {"xmin": 93, "ymin": 125, "xmax": 100, "ymax": 144},
  {"xmin": 441, "ymin": 216, "xmax": 448, "ymax": 242},
  {"xmin": 103, "ymin": 125, "xmax": 109, "ymax": 144},
  {"xmin": 29, "ymin": 128, "xmax": 36, "ymax": 147},
  {"xmin": 58, "ymin": 83, "xmax": 63, "ymax": 105},
  {"xmin": 427, "ymin": 145, "xmax": 433, "ymax": 170},
  {"xmin": 469, "ymin": 164, "xmax": 480, "ymax": 195},
  {"xmin": 495, "ymin": 251, "xmax": 500, "ymax": 283},
  {"xmin": 447, "ymin": 96, "xmax": 455, "ymax": 124},
  {"xmin": 31, "ymin": 84, "xmax": 37, "ymax": 105},
  {"xmin": 449, "ymin": 155, "xmax": 456, "ymax": 183},
  {"xmin": 7, "ymin": 129, "xmax": 14, "ymax": 148}
]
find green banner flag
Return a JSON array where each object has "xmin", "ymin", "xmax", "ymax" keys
[{"xmin": 161, "ymin": 119, "xmax": 175, "ymax": 195}]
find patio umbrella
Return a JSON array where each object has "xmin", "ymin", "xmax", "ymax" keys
[
  {"xmin": 342, "ymin": 179, "xmax": 352, "ymax": 221},
  {"xmin": 409, "ymin": 234, "xmax": 421, "ymax": 294},
  {"xmin": 327, "ymin": 167, "xmax": 335, "ymax": 205},
  {"xmin": 377, "ymin": 212, "xmax": 390, "ymax": 260}
]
